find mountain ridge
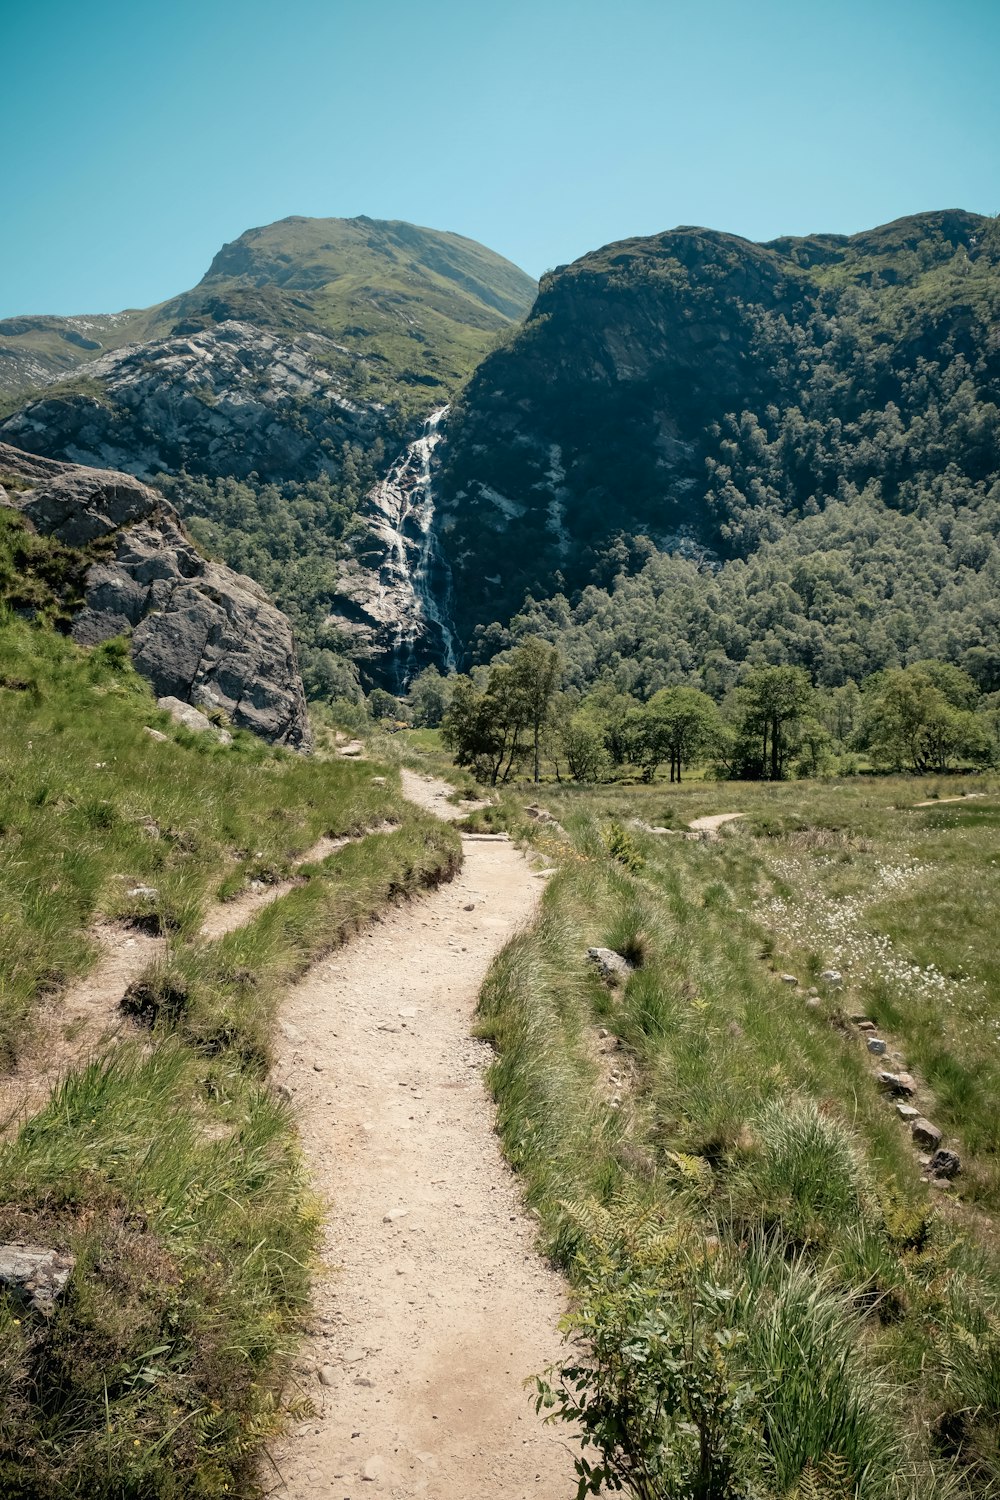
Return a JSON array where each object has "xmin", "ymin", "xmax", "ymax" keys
[{"xmin": 0, "ymin": 215, "xmax": 537, "ymax": 410}]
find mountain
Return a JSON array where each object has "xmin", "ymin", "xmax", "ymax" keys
[
  {"xmin": 0, "ymin": 217, "xmax": 536, "ymax": 692},
  {"xmin": 433, "ymin": 210, "xmax": 1000, "ymax": 688},
  {"xmin": 4, "ymin": 210, "xmax": 1000, "ymax": 698},
  {"xmin": 0, "ymin": 215, "xmax": 537, "ymax": 421}
]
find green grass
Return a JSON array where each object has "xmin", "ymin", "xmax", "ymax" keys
[
  {"xmin": 0, "ymin": 610, "xmax": 406, "ymax": 1069},
  {"xmin": 0, "ymin": 1044, "xmax": 317, "ymax": 1499},
  {"xmin": 0, "ymin": 606, "xmax": 460, "ymax": 1495},
  {"xmin": 477, "ymin": 775, "xmax": 1000, "ymax": 1495}
]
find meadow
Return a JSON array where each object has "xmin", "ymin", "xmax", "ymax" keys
[{"xmin": 423, "ymin": 750, "xmax": 1000, "ymax": 1499}]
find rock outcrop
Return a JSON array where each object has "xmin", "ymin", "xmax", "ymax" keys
[
  {"xmin": 0, "ymin": 442, "xmax": 311, "ymax": 749},
  {"xmin": 0, "ymin": 321, "xmax": 381, "ymax": 483}
]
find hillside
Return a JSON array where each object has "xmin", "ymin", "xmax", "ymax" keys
[
  {"xmin": 437, "ymin": 209, "xmax": 1000, "ymax": 686},
  {"xmin": 0, "ymin": 216, "xmax": 536, "ymax": 415}
]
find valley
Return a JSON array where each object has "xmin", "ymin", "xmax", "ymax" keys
[{"xmin": 1, "ymin": 199, "xmax": 1000, "ymax": 1500}]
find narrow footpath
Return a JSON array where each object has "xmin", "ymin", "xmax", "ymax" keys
[{"xmin": 266, "ymin": 772, "xmax": 574, "ymax": 1500}]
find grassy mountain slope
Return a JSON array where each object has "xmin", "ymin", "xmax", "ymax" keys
[
  {"xmin": 0, "ymin": 216, "xmax": 536, "ymax": 413},
  {"xmin": 438, "ymin": 210, "xmax": 1000, "ymax": 683}
]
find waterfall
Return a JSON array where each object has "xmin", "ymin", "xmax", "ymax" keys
[{"xmin": 367, "ymin": 405, "xmax": 458, "ymax": 691}]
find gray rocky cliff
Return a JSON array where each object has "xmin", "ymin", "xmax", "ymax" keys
[
  {"xmin": 0, "ymin": 320, "xmax": 383, "ymax": 482},
  {"xmin": 0, "ymin": 442, "xmax": 311, "ymax": 749}
]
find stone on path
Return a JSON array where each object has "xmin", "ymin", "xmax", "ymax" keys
[
  {"xmin": 878, "ymin": 1070, "xmax": 917, "ymax": 1098},
  {"xmin": 867, "ymin": 1038, "xmax": 887, "ymax": 1056},
  {"xmin": 930, "ymin": 1148, "xmax": 961, "ymax": 1179}
]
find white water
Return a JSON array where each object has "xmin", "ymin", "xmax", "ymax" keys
[{"xmin": 369, "ymin": 405, "xmax": 458, "ymax": 687}]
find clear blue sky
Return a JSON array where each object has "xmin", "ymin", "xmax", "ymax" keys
[{"xmin": 4, "ymin": 0, "xmax": 998, "ymax": 317}]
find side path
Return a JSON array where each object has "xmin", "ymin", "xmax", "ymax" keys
[{"xmin": 267, "ymin": 772, "xmax": 575, "ymax": 1499}]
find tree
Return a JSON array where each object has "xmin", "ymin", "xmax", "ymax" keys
[
  {"xmin": 406, "ymin": 666, "xmax": 455, "ymax": 728},
  {"xmin": 368, "ymin": 687, "xmax": 406, "ymax": 721},
  {"xmin": 630, "ymin": 688, "xmax": 723, "ymax": 783},
  {"xmin": 443, "ymin": 641, "xmax": 562, "ymax": 784},
  {"xmin": 734, "ymin": 666, "xmax": 813, "ymax": 780},
  {"xmin": 506, "ymin": 638, "xmax": 562, "ymax": 784},
  {"xmin": 855, "ymin": 665, "xmax": 992, "ymax": 772},
  {"xmin": 562, "ymin": 711, "xmax": 611, "ymax": 782}
]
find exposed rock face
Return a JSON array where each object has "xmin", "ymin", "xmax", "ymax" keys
[
  {"xmin": 0, "ymin": 442, "xmax": 311, "ymax": 749},
  {"xmin": 434, "ymin": 209, "xmax": 994, "ymax": 649},
  {"xmin": 0, "ymin": 321, "xmax": 382, "ymax": 483},
  {"xmin": 327, "ymin": 408, "xmax": 457, "ymax": 690}
]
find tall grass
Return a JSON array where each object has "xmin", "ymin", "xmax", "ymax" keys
[
  {"xmin": 479, "ymin": 798, "xmax": 1000, "ymax": 1494},
  {"xmin": 0, "ymin": 610, "xmax": 401, "ymax": 1065},
  {"xmin": 0, "ymin": 1044, "xmax": 318, "ymax": 1497},
  {"xmin": 0, "ymin": 601, "xmax": 461, "ymax": 1494}
]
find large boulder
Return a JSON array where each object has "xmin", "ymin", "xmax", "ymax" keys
[{"xmin": 0, "ymin": 442, "xmax": 311, "ymax": 750}]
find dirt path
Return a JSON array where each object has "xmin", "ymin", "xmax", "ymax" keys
[
  {"xmin": 912, "ymin": 793, "xmax": 985, "ymax": 808},
  {"xmin": 0, "ymin": 831, "xmax": 390, "ymax": 1133},
  {"xmin": 688, "ymin": 811, "xmax": 745, "ymax": 834},
  {"xmin": 266, "ymin": 773, "xmax": 575, "ymax": 1500}
]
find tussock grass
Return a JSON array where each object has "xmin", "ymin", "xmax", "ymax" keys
[
  {"xmin": 0, "ymin": 1044, "xmax": 317, "ymax": 1497},
  {"xmin": 481, "ymin": 793, "xmax": 1000, "ymax": 1495}
]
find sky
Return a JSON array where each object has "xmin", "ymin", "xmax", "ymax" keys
[{"xmin": 4, "ymin": 0, "xmax": 999, "ymax": 318}]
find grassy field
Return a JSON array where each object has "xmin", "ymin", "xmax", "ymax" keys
[
  {"xmin": 0, "ymin": 617, "xmax": 459, "ymax": 1496},
  {"xmin": 464, "ymin": 763, "xmax": 1000, "ymax": 1498}
]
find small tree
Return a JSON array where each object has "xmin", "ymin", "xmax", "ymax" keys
[
  {"xmin": 368, "ymin": 686, "xmax": 406, "ymax": 721},
  {"xmin": 734, "ymin": 666, "xmax": 813, "ymax": 780},
  {"xmin": 563, "ymin": 711, "xmax": 611, "ymax": 782},
  {"xmin": 630, "ymin": 688, "xmax": 723, "ymax": 783},
  {"xmin": 855, "ymin": 665, "xmax": 992, "ymax": 772},
  {"xmin": 407, "ymin": 666, "xmax": 455, "ymax": 728},
  {"xmin": 507, "ymin": 638, "xmax": 562, "ymax": 784}
]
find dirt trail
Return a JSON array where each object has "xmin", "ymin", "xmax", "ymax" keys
[
  {"xmin": 912, "ymin": 793, "xmax": 985, "ymax": 808},
  {"xmin": 688, "ymin": 811, "xmax": 745, "ymax": 834},
  {"xmin": 266, "ymin": 772, "xmax": 574, "ymax": 1500},
  {"xmin": 198, "ymin": 829, "xmax": 397, "ymax": 940},
  {"xmin": 0, "ymin": 924, "xmax": 164, "ymax": 1132},
  {"xmin": 0, "ymin": 830, "xmax": 390, "ymax": 1133}
]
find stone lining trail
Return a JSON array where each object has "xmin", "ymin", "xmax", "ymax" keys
[{"xmin": 266, "ymin": 771, "xmax": 575, "ymax": 1500}]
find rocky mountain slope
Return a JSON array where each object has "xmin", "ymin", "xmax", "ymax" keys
[
  {"xmin": 0, "ymin": 442, "xmax": 311, "ymax": 746},
  {"xmin": 435, "ymin": 209, "xmax": 1000, "ymax": 669},
  {"xmin": 4, "ymin": 209, "xmax": 999, "ymax": 695},
  {"xmin": 0, "ymin": 216, "xmax": 536, "ymax": 416},
  {"xmin": 0, "ymin": 216, "xmax": 536, "ymax": 691}
]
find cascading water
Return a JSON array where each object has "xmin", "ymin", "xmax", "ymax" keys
[{"xmin": 367, "ymin": 405, "xmax": 458, "ymax": 691}]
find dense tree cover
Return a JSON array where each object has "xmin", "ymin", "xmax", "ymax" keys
[
  {"xmin": 442, "ymin": 211, "xmax": 1000, "ymax": 681},
  {"xmin": 486, "ymin": 484, "xmax": 1000, "ymax": 698},
  {"xmin": 157, "ymin": 442, "xmax": 387, "ymax": 698},
  {"xmin": 441, "ymin": 652, "xmax": 1000, "ymax": 784}
]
